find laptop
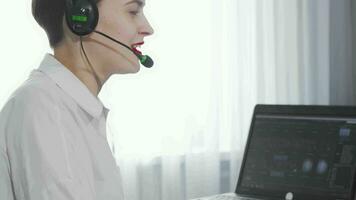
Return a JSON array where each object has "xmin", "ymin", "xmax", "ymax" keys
[{"xmin": 195, "ymin": 105, "xmax": 356, "ymax": 200}]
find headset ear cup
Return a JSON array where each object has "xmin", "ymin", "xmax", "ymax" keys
[{"xmin": 65, "ymin": 0, "xmax": 98, "ymax": 36}]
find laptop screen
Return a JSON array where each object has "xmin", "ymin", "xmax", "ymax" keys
[{"xmin": 236, "ymin": 105, "xmax": 356, "ymax": 200}]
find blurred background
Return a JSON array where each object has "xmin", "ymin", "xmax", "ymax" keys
[{"xmin": 0, "ymin": 0, "xmax": 355, "ymax": 199}]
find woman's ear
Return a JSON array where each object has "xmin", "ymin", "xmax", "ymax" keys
[{"xmin": 62, "ymin": 15, "xmax": 80, "ymax": 44}]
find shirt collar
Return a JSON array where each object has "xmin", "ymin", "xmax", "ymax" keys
[{"xmin": 37, "ymin": 53, "xmax": 109, "ymax": 119}]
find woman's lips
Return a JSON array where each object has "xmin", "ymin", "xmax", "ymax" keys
[
  {"xmin": 131, "ymin": 42, "xmax": 144, "ymax": 55},
  {"xmin": 132, "ymin": 47, "xmax": 142, "ymax": 55}
]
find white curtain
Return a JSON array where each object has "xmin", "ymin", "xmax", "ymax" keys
[{"xmin": 100, "ymin": 0, "xmax": 356, "ymax": 199}]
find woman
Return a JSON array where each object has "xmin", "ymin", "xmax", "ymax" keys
[{"xmin": 0, "ymin": 0, "xmax": 154, "ymax": 199}]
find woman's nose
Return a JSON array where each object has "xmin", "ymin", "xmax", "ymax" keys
[{"xmin": 139, "ymin": 16, "xmax": 154, "ymax": 36}]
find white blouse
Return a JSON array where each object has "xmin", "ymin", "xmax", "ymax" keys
[{"xmin": 0, "ymin": 54, "xmax": 124, "ymax": 200}]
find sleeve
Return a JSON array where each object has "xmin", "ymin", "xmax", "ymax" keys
[
  {"xmin": 0, "ymin": 149, "xmax": 15, "ymax": 200},
  {"xmin": 3, "ymin": 87, "xmax": 94, "ymax": 200}
]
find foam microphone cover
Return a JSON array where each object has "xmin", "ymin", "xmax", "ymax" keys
[{"xmin": 141, "ymin": 55, "xmax": 154, "ymax": 68}]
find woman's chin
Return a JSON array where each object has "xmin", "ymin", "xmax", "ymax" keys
[
  {"xmin": 112, "ymin": 60, "xmax": 140, "ymax": 74},
  {"xmin": 126, "ymin": 58, "xmax": 141, "ymax": 73},
  {"xmin": 131, "ymin": 64, "xmax": 141, "ymax": 73},
  {"xmin": 129, "ymin": 60, "xmax": 141, "ymax": 72},
  {"xmin": 122, "ymin": 62, "xmax": 141, "ymax": 74}
]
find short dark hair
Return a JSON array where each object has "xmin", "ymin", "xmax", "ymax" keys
[{"xmin": 32, "ymin": 0, "xmax": 67, "ymax": 48}]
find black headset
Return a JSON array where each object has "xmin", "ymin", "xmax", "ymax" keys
[
  {"xmin": 64, "ymin": 0, "xmax": 154, "ymax": 68},
  {"xmin": 65, "ymin": 0, "xmax": 98, "ymax": 36}
]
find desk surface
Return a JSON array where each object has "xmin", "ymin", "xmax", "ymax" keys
[{"xmin": 191, "ymin": 193, "xmax": 237, "ymax": 200}]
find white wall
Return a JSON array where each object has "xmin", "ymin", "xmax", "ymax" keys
[{"xmin": 0, "ymin": 1, "xmax": 51, "ymax": 108}]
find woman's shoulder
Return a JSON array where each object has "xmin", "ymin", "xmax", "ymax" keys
[
  {"xmin": 0, "ymin": 73, "xmax": 63, "ymax": 151},
  {"xmin": 2, "ymin": 73, "xmax": 61, "ymax": 114}
]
